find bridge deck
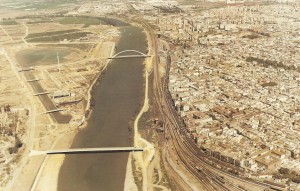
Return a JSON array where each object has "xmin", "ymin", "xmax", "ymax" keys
[
  {"xmin": 108, "ymin": 55, "xmax": 151, "ymax": 59},
  {"xmin": 18, "ymin": 68, "xmax": 34, "ymax": 72},
  {"xmin": 33, "ymin": 92, "xmax": 50, "ymax": 96},
  {"xmin": 27, "ymin": 79, "xmax": 40, "ymax": 82},
  {"xmin": 30, "ymin": 147, "xmax": 144, "ymax": 156},
  {"xmin": 41, "ymin": 109, "xmax": 63, "ymax": 114}
]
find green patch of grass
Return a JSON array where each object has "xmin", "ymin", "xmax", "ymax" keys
[
  {"xmin": 26, "ymin": 29, "xmax": 80, "ymax": 39},
  {"xmin": 27, "ymin": 20, "xmax": 54, "ymax": 24},
  {"xmin": 59, "ymin": 17, "xmax": 105, "ymax": 27},
  {"xmin": 18, "ymin": 0, "xmax": 81, "ymax": 10},
  {"xmin": 27, "ymin": 32, "xmax": 92, "ymax": 42},
  {"xmin": 0, "ymin": 20, "xmax": 18, "ymax": 25},
  {"xmin": 38, "ymin": 43, "xmax": 93, "ymax": 51}
]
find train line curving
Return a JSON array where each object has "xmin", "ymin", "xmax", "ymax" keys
[{"xmin": 138, "ymin": 17, "xmax": 286, "ymax": 191}]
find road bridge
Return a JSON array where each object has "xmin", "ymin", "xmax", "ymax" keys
[
  {"xmin": 40, "ymin": 109, "xmax": 63, "ymax": 114},
  {"xmin": 108, "ymin": 55, "xmax": 151, "ymax": 59},
  {"xmin": 30, "ymin": 147, "xmax": 144, "ymax": 156},
  {"xmin": 27, "ymin": 79, "xmax": 41, "ymax": 82},
  {"xmin": 108, "ymin": 49, "xmax": 151, "ymax": 59},
  {"xmin": 18, "ymin": 67, "xmax": 34, "ymax": 72},
  {"xmin": 33, "ymin": 92, "xmax": 50, "ymax": 96}
]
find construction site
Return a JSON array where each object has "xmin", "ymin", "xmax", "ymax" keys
[{"xmin": 0, "ymin": 15, "xmax": 119, "ymax": 190}]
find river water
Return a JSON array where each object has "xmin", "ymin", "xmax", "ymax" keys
[{"xmin": 57, "ymin": 24, "xmax": 147, "ymax": 190}]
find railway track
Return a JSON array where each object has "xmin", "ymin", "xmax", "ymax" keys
[
  {"xmin": 136, "ymin": 17, "xmax": 285, "ymax": 191},
  {"xmin": 143, "ymin": 19, "xmax": 233, "ymax": 191}
]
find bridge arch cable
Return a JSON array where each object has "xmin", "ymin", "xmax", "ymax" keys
[{"xmin": 111, "ymin": 49, "xmax": 148, "ymax": 58}]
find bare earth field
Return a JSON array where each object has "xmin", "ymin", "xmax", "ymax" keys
[{"xmin": 0, "ymin": 11, "xmax": 119, "ymax": 191}]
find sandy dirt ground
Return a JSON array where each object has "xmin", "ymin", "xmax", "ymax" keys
[
  {"xmin": 32, "ymin": 130, "xmax": 77, "ymax": 191},
  {"xmin": 31, "ymin": 42, "xmax": 116, "ymax": 191},
  {"xmin": 124, "ymin": 153, "xmax": 138, "ymax": 191},
  {"xmin": 4, "ymin": 31, "xmax": 116, "ymax": 191},
  {"xmin": 124, "ymin": 26, "xmax": 171, "ymax": 191}
]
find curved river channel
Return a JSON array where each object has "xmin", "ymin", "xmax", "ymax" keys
[{"xmin": 57, "ymin": 21, "xmax": 147, "ymax": 190}]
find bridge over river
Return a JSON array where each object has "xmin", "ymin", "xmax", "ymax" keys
[
  {"xmin": 108, "ymin": 49, "xmax": 151, "ymax": 59},
  {"xmin": 30, "ymin": 147, "xmax": 144, "ymax": 156}
]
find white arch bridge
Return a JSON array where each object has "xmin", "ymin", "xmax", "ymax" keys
[{"xmin": 108, "ymin": 49, "xmax": 151, "ymax": 59}]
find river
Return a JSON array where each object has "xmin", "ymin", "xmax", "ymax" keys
[{"xmin": 57, "ymin": 23, "xmax": 147, "ymax": 190}]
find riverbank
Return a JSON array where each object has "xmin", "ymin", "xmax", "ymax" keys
[
  {"xmin": 80, "ymin": 41, "xmax": 116, "ymax": 126},
  {"xmin": 124, "ymin": 17, "xmax": 171, "ymax": 191},
  {"xmin": 2, "ymin": 15, "xmax": 122, "ymax": 191},
  {"xmin": 57, "ymin": 23, "xmax": 146, "ymax": 191},
  {"xmin": 32, "ymin": 41, "xmax": 116, "ymax": 191},
  {"xmin": 5, "ymin": 41, "xmax": 116, "ymax": 191}
]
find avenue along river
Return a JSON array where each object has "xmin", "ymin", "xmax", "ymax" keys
[{"xmin": 57, "ymin": 23, "xmax": 147, "ymax": 190}]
